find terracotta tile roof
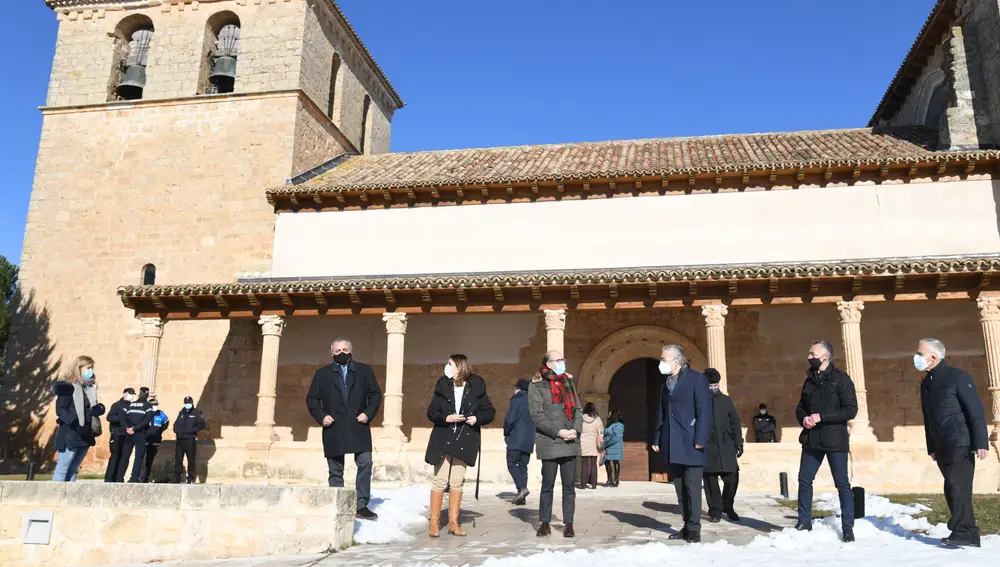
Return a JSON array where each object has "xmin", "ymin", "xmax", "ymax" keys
[{"xmin": 282, "ymin": 127, "xmax": 945, "ymax": 194}]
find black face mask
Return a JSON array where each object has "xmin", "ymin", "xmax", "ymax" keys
[
  {"xmin": 333, "ymin": 352, "xmax": 352, "ymax": 366},
  {"xmin": 808, "ymin": 358, "xmax": 823, "ymax": 371}
]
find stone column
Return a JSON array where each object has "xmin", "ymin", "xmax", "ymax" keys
[
  {"xmin": 255, "ymin": 316, "xmax": 285, "ymax": 442},
  {"xmin": 701, "ymin": 304, "xmax": 729, "ymax": 393},
  {"xmin": 544, "ymin": 309, "xmax": 566, "ymax": 354},
  {"xmin": 837, "ymin": 301, "xmax": 876, "ymax": 442},
  {"xmin": 139, "ymin": 317, "xmax": 165, "ymax": 395},
  {"xmin": 373, "ymin": 313, "xmax": 410, "ymax": 481},
  {"xmin": 975, "ymin": 297, "xmax": 1000, "ymax": 443}
]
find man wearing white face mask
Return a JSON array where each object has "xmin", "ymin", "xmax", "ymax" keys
[
  {"xmin": 917, "ymin": 338, "xmax": 989, "ymax": 548},
  {"xmin": 651, "ymin": 345, "xmax": 711, "ymax": 543}
]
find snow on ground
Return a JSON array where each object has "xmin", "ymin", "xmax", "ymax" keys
[{"xmin": 353, "ymin": 484, "xmax": 429, "ymax": 544}]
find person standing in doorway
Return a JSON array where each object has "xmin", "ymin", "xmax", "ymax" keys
[
  {"xmin": 652, "ymin": 345, "xmax": 710, "ymax": 543},
  {"xmin": 173, "ymin": 396, "xmax": 206, "ymax": 484},
  {"xmin": 504, "ymin": 378, "xmax": 535, "ymax": 505},
  {"xmin": 53, "ymin": 356, "xmax": 105, "ymax": 482},
  {"xmin": 579, "ymin": 402, "xmax": 603, "ymax": 490},
  {"xmin": 916, "ymin": 338, "xmax": 989, "ymax": 548},
  {"xmin": 424, "ymin": 355, "xmax": 496, "ymax": 537},
  {"xmin": 794, "ymin": 340, "xmax": 858, "ymax": 542},
  {"xmin": 104, "ymin": 387, "xmax": 135, "ymax": 482},
  {"xmin": 752, "ymin": 403, "xmax": 777, "ymax": 443},
  {"xmin": 703, "ymin": 368, "xmax": 742, "ymax": 522},
  {"xmin": 139, "ymin": 396, "xmax": 169, "ymax": 483},
  {"xmin": 529, "ymin": 350, "xmax": 583, "ymax": 538},
  {"xmin": 116, "ymin": 386, "xmax": 153, "ymax": 483},
  {"xmin": 306, "ymin": 337, "xmax": 383, "ymax": 520},
  {"xmin": 601, "ymin": 410, "xmax": 624, "ymax": 487}
]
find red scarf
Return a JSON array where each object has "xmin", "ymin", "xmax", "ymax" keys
[{"xmin": 539, "ymin": 364, "xmax": 576, "ymax": 421}]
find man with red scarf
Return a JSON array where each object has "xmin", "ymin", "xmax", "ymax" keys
[{"xmin": 528, "ymin": 350, "xmax": 583, "ymax": 538}]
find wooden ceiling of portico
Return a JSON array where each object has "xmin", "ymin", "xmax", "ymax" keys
[{"xmin": 118, "ymin": 257, "xmax": 1000, "ymax": 320}]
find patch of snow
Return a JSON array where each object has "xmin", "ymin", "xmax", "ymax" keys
[{"xmin": 353, "ymin": 484, "xmax": 429, "ymax": 544}]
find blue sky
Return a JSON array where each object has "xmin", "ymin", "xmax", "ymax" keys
[{"xmin": 0, "ymin": 0, "xmax": 936, "ymax": 264}]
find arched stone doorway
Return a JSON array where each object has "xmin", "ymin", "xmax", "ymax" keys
[{"xmin": 577, "ymin": 325, "xmax": 707, "ymax": 481}]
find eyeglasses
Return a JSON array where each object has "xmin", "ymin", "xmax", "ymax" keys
[{"xmin": 550, "ymin": 358, "xmax": 565, "ymax": 363}]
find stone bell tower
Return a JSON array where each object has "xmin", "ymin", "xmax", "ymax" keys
[{"xmin": 8, "ymin": 0, "xmax": 402, "ymax": 458}]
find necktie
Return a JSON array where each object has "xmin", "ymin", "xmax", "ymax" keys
[{"xmin": 340, "ymin": 365, "xmax": 348, "ymax": 390}]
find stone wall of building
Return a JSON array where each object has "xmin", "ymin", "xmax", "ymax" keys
[{"xmin": 958, "ymin": 0, "xmax": 1000, "ymax": 147}]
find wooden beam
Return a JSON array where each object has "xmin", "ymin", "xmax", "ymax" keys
[
  {"xmin": 456, "ymin": 287, "xmax": 468, "ymax": 302},
  {"xmin": 809, "ymin": 278, "xmax": 820, "ymax": 293},
  {"xmin": 608, "ymin": 179, "xmax": 617, "ymax": 192},
  {"xmin": 348, "ymin": 289, "xmax": 361, "ymax": 305},
  {"xmin": 506, "ymin": 182, "xmax": 514, "ymax": 196},
  {"xmin": 313, "ymin": 192, "xmax": 323, "ymax": 205},
  {"xmin": 289, "ymin": 194, "xmax": 300, "ymax": 207},
  {"xmin": 481, "ymin": 185, "xmax": 489, "ymax": 198},
  {"xmin": 689, "ymin": 281, "xmax": 697, "ymax": 296},
  {"xmin": 648, "ymin": 281, "xmax": 658, "ymax": 298},
  {"xmin": 769, "ymin": 277, "xmax": 778, "ymax": 294},
  {"xmin": 895, "ymin": 273, "xmax": 906, "ymax": 290},
  {"xmin": 936, "ymin": 273, "xmax": 948, "ymax": 290},
  {"xmin": 421, "ymin": 289, "xmax": 432, "ymax": 303},
  {"xmin": 557, "ymin": 182, "xmax": 564, "ymax": 194},
  {"xmin": 182, "ymin": 295, "xmax": 197, "ymax": 310},
  {"xmin": 908, "ymin": 164, "xmax": 918, "ymax": 177},
  {"xmin": 214, "ymin": 294, "xmax": 228, "ymax": 309},
  {"xmin": 314, "ymin": 292, "xmax": 328, "ymax": 307},
  {"xmin": 570, "ymin": 284, "xmax": 580, "ymax": 300},
  {"xmin": 728, "ymin": 279, "xmax": 738, "ymax": 295},
  {"xmin": 455, "ymin": 187, "xmax": 464, "ymax": 199},
  {"xmin": 247, "ymin": 293, "xmax": 260, "ymax": 308},
  {"xmin": 279, "ymin": 292, "xmax": 294, "ymax": 308},
  {"xmin": 715, "ymin": 174, "xmax": 723, "ymax": 186},
  {"xmin": 359, "ymin": 191, "xmax": 369, "ymax": 203},
  {"xmin": 852, "ymin": 275, "xmax": 863, "ymax": 293},
  {"xmin": 879, "ymin": 164, "xmax": 889, "ymax": 177},
  {"xmin": 609, "ymin": 282, "xmax": 618, "ymax": 299},
  {"xmin": 742, "ymin": 171, "xmax": 750, "ymax": 185},
  {"xmin": 583, "ymin": 179, "xmax": 591, "ymax": 192},
  {"xmin": 824, "ymin": 166, "xmax": 833, "ymax": 180},
  {"xmin": 335, "ymin": 192, "xmax": 345, "ymax": 204},
  {"xmin": 493, "ymin": 285, "xmax": 504, "ymax": 302},
  {"xmin": 382, "ymin": 188, "xmax": 392, "ymax": 203},
  {"xmin": 688, "ymin": 173, "xmax": 696, "ymax": 188},
  {"xmin": 937, "ymin": 161, "xmax": 948, "ymax": 175},
  {"xmin": 966, "ymin": 160, "xmax": 977, "ymax": 174},
  {"xmin": 979, "ymin": 273, "xmax": 993, "ymax": 289},
  {"xmin": 384, "ymin": 288, "xmax": 396, "ymax": 304},
  {"xmin": 531, "ymin": 285, "xmax": 542, "ymax": 301},
  {"xmin": 796, "ymin": 168, "xmax": 805, "ymax": 182},
  {"xmin": 430, "ymin": 186, "xmax": 439, "ymax": 199},
  {"xmin": 531, "ymin": 182, "xmax": 538, "ymax": 196},
  {"xmin": 406, "ymin": 186, "xmax": 416, "ymax": 201},
  {"xmin": 852, "ymin": 165, "xmax": 861, "ymax": 179},
  {"xmin": 769, "ymin": 170, "xmax": 777, "ymax": 184}
]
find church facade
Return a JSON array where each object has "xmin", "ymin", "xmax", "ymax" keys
[{"xmin": 8, "ymin": 0, "xmax": 1000, "ymax": 492}]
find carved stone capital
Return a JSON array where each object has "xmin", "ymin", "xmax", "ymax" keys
[
  {"xmin": 258, "ymin": 315, "xmax": 285, "ymax": 337},
  {"xmin": 837, "ymin": 300, "xmax": 864, "ymax": 324},
  {"xmin": 544, "ymin": 309, "xmax": 566, "ymax": 331},
  {"xmin": 701, "ymin": 304, "xmax": 728, "ymax": 327},
  {"xmin": 140, "ymin": 317, "xmax": 165, "ymax": 339},
  {"xmin": 978, "ymin": 297, "xmax": 1000, "ymax": 322},
  {"xmin": 383, "ymin": 312, "xmax": 408, "ymax": 334}
]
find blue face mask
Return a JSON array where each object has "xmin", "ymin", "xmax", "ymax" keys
[
  {"xmin": 82, "ymin": 368, "xmax": 95, "ymax": 381},
  {"xmin": 913, "ymin": 354, "xmax": 930, "ymax": 372},
  {"xmin": 553, "ymin": 361, "xmax": 567, "ymax": 376},
  {"xmin": 184, "ymin": 403, "xmax": 193, "ymax": 410}
]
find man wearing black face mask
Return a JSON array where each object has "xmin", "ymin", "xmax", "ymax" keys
[
  {"xmin": 794, "ymin": 340, "xmax": 858, "ymax": 542},
  {"xmin": 306, "ymin": 337, "xmax": 383, "ymax": 520},
  {"xmin": 752, "ymin": 404, "xmax": 777, "ymax": 443}
]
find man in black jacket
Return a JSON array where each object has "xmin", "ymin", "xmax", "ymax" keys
[
  {"xmin": 116, "ymin": 387, "xmax": 153, "ymax": 483},
  {"xmin": 703, "ymin": 368, "xmax": 742, "ymax": 523},
  {"xmin": 917, "ymin": 338, "xmax": 990, "ymax": 548},
  {"xmin": 306, "ymin": 338, "xmax": 383, "ymax": 520},
  {"xmin": 104, "ymin": 387, "xmax": 135, "ymax": 483},
  {"xmin": 173, "ymin": 396, "xmax": 206, "ymax": 484},
  {"xmin": 794, "ymin": 340, "xmax": 858, "ymax": 543},
  {"xmin": 752, "ymin": 403, "xmax": 777, "ymax": 443},
  {"xmin": 504, "ymin": 378, "xmax": 535, "ymax": 505}
]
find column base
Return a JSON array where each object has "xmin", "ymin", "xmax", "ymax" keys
[
  {"xmin": 848, "ymin": 421, "xmax": 878, "ymax": 443},
  {"xmin": 372, "ymin": 427, "xmax": 409, "ymax": 483},
  {"xmin": 254, "ymin": 424, "xmax": 279, "ymax": 443},
  {"xmin": 245, "ymin": 441, "xmax": 273, "ymax": 461}
]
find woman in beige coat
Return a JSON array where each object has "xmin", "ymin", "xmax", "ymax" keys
[{"xmin": 578, "ymin": 402, "xmax": 603, "ymax": 489}]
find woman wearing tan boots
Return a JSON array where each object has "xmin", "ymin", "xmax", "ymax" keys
[{"xmin": 424, "ymin": 354, "xmax": 496, "ymax": 537}]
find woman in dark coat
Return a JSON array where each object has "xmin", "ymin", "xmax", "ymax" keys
[
  {"xmin": 424, "ymin": 354, "xmax": 496, "ymax": 537},
  {"xmin": 702, "ymin": 368, "xmax": 743, "ymax": 522},
  {"xmin": 53, "ymin": 355, "xmax": 105, "ymax": 482}
]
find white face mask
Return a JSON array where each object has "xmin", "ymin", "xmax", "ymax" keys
[
  {"xmin": 152, "ymin": 405, "xmax": 158, "ymax": 412},
  {"xmin": 658, "ymin": 360, "xmax": 673, "ymax": 376},
  {"xmin": 760, "ymin": 409, "xmax": 767, "ymax": 415},
  {"xmin": 444, "ymin": 362, "xmax": 456, "ymax": 379},
  {"xmin": 913, "ymin": 353, "xmax": 930, "ymax": 372}
]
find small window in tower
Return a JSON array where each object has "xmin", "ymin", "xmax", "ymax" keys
[
  {"xmin": 109, "ymin": 16, "xmax": 155, "ymax": 101},
  {"xmin": 328, "ymin": 53, "xmax": 342, "ymax": 120},
  {"xmin": 200, "ymin": 12, "xmax": 241, "ymax": 95},
  {"xmin": 141, "ymin": 264, "xmax": 156, "ymax": 286},
  {"xmin": 360, "ymin": 95, "xmax": 372, "ymax": 154}
]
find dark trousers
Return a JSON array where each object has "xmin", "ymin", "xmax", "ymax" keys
[
  {"xmin": 140, "ymin": 442, "xmax": 160, "ymax": 482},
  {"xmin": 704, "ymin": 471, "xmax": 739, "ymax": 518},
  {"xmin": 506, "ymin": 449, "xmax": 530, "ymax": 491},
  {"xmin": 797, "ymin": 448, "xmax": 853, "ymax": 528},
  {"xmin": 104, "ymin": 435, "xmax": 126, "ymax": 483},
  {"xmin": 328, "ymin": 452, "xmax": 373, "ymax": 508},
  {"xmin": 937, "ymin": 445, "xmax": 978, "ymax": 538},
  {"xmin": 174, "ymin": 438, "xmax": 197, "ymax": 482},
  {"xmin": 117, "ymin": 432, "xmax": 147, "ymax": 483},
  {"xmin": 580, "ymin": 456, "xmax": 598, "ymax": 487},
  {"xmin": 670, "ymin": 463, "xmax": 704, "ymax": 534},
  {"xmin": 539, "ymin": 456, "xmax": 576, "ymax": 524}
]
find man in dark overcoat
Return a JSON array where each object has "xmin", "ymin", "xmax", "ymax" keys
[
  {"xmin": 702, "ymin": 368, "xmax": 743, "ymax": 522},
  {"xmin": 306, "ymin": 337, "xmax": 383, "ymax": 520},
  {"xmin": 652, "ymin": 344, "xmax": 711, "ymax": 543}
]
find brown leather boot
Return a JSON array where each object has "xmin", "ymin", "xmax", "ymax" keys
[
  {"xmin": 448, "ymin": 490, "xmax": 466, "ymax": 536},
  {"xmin": 428, "ymin": 490, "xmax": 444, "ymax": 537}
]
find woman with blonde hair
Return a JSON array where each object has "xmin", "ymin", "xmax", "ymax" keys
[
  {"xmin": 52, "ymin": 355, "xmax": 105, "ymax": 482},
  {"xmin": 424, "ymin": 354, "xmax": 495, "ymax": 537}
]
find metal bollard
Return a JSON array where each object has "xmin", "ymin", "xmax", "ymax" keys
[
  {"xmin": 26, "ymin": 461, "xmax": 36, "ymax": 481},
  {"xmin": 852, "ymin": 486, "xmax": 865, "ymax": 518},
  {"xmin": 779, "ymin": 472, "xmax": 789, "ymax": 499}
]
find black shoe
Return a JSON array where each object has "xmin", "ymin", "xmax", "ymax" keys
[
  {"xmin": 708, "ymin": 516, "xmax": 722, "ymax": 523},
  {"xmin": 668, "ymin": 528, "xmax": 688, "ymax": 541},
  {"xmin": 563, "ymin": 523, "xmax": 575, "ymax": 538},
  {"xmin": 185, "ymin": 479, "xmax": 194, "ymax": 485},
  {"xmin": 356, "ymin": 507, "xmax": 378, "ymax": 520},
  {"xmin": 688, "ymin": 532, "xmax": 701, "ymax": 543},
  {"xmin": 794, "ymin": 522, "xmax": 812, "ymax": 531},
  {"xmin": 511, "ymin": 488, "xmax": 529, "ymax": 506},
  {"xmin": 941, "ymin": 534, "xmax": 979, "ymax": 548},
  {"xmin": 842, "ymin": 528, "xmax": 855, "ymax": 543},
  {"xmin": 725, "ymin": 509, "xmax": 740, "ymax": 522},
  {"xmin": 536, "ymin": 522, "xmax": 551, "ymax": 537}
]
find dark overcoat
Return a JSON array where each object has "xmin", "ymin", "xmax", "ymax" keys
[
  {"xmin": 503, "ymin": 390, "xmax": 535, "ymax": 454},
  {"xmin": 920, "ymin": 360, "xmax": 989, "ymax": 455},
  {"xmin": 794, "ymin": 364, "xmax": 857, "ymax": 453},
  {"xmin": 53, "ymin": 381, "xmax": 105, "ymax": 451},
  {"xmin": 306, "ymin": 361, "xmax": 383, "ymax": 457},
  {"xmin": 654, "ymin": 366, "xmax": 711, "ymax": 467},
  {"xmin": 425, "ymin": 374, "xmax": 496, "ymax": 467},
  {"xmin": 705, "ymin": 391, "xmax": 742, "ymax": 473}
]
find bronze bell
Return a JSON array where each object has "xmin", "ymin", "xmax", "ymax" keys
[
  {"xmin": 210, "ymin": 55, "xmax": 237, "ymax": 90},
  {"xmin": 116, "ymin": 65, "xmax": 146, "ymax": 100}
]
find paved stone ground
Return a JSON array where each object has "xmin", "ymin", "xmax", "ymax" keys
[{"xmin": 103, "ymin": 483, "xmax": 790, "ymax": 567}]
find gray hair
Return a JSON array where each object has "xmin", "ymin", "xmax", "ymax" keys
[
  {"xmin": 812, "ymin": 340, "xmax": 834, "ymax": 359},
  {"xmin": 661, "ymin": 344, "xmax": 687, "ymax": 365},
  {"xmin": 331, "ymin": 337, "xmax": 353, "ymax": 349},
  {"xmin": 919, "ymin": 338, "xmax": 946, "ymax": 359}
]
